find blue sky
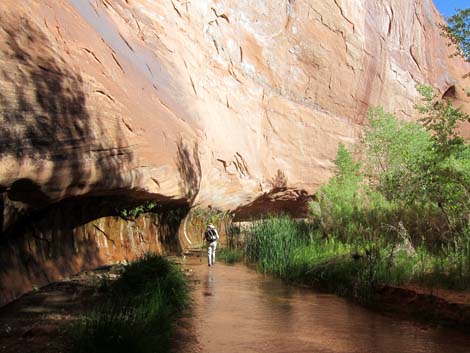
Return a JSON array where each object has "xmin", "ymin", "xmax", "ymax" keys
[{"xmin": 433, "ymin": 0, "xmax": 469, "ymax": 17}]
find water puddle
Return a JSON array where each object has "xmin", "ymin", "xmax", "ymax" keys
[{"xmin": 187, "ymin": 259, "xmax": 470, "ymax": 353}]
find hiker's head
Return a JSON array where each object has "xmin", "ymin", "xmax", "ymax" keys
[{"xmin": 208, "ymin": 224, "xmax": 215, "ymax": 229}]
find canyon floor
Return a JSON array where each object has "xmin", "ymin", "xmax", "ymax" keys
[{"xmin": 2, "ymin": 257, "xmax": 470, "ymax": 353}]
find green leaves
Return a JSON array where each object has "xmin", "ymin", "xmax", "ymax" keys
[
  {"xmin": 415, "ymin": 84, "xmax": 469, "ymax": 155},
  {"xmin": 335, "ymin": 143, "xmax": 361, "ymax": 179},
  {"xmin": 441, "ymin": 8, "xmax": 470, "ymax": 64},
  {"xmin": 317, "ymin": 84, "xmax": 470, "ymax": 245},
  {"xmin": 364, "ymin": 107, "xmax": 431, "ymax": 203},
  {"xmin": 117, "ymin": 201, "xmax": 158, "ymax": 220}
]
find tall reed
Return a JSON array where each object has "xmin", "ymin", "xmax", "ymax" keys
[
  {"xmin": 244, "ymin": 216, "xmax": 470, "ymax": 301},
  {"xmin": 73, "ymin": 254, "xmax": 189, "ymax": 353},
  {"xmin": 244, "ymin": 216, "xmax": 311, "ymax": 277}
]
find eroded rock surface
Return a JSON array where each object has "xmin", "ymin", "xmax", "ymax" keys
[{"xmin": 1, "ymin": 0, "xmax": 469, "ymax": 215}]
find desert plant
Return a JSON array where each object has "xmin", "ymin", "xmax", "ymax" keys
[{"xmin": 73, "ymin": 254, "xmax": 189, "ymax": 353}]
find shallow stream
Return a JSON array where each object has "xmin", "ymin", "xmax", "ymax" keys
[{"xmin": 187, "ymin": 259, "xmax": 470, "ymax": 353}]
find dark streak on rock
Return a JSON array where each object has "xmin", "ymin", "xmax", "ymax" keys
[
  {"xmin": 119, "ymin": 32, "xmax": 135, "ymax": 52},
  {"xmin": 111, "ymin": 52, "xmax": 126, "ymax": 75},
  {"xmin": 95, "ymin": 90, "xmax": 115, "ymax": 102},
  {"xmin": 211, "ymin": 8, "xmax": 230, "ymax": 23}
]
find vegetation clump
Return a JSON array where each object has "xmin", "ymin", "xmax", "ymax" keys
[
  {"xmin": 117, "ymin": 201, "xmax": 158, "ymax": 220},
  {"xmin": 217, "ymin": 248, "xmax": 244, "ymax": 264},
  {"xmin": 73, "ymin": 254, "xmax": 189, "ymax": 353},
  {"xmin": 244, "ymin": 85, "xmax": 470, "ymax": 300},
  {"xmin": 441, "ymin": 8, "xmax": 470, "ymax": 65}
]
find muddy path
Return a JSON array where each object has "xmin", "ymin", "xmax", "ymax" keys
[
  {"xmin": 185, "ymin": 258, "xmax": 470, "ymax": 353},
  {"xmin": 0, "ymin": 265, "xmax": 126, "ymax": 353}
]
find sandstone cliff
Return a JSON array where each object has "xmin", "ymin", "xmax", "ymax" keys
[
  {"xmin": 0, "ymin": 0, "xmax": 469, "ymax": 304},
  {"xmin": 1, "ymin": 0, "xmax": 469, "ymax": 216}
]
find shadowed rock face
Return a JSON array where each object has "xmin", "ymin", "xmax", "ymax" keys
[
  {"xmin": 0, "ymin": 197, "xmax": 186, "ymax": 305},
  {"xmin": 0, "ymin": 0, "xmax": 470, "ymax": 304}
]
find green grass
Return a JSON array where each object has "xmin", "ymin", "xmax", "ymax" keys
[
  {"xmin": 72, "ymin": 254, "xmax": 189, "ymax": 353},
  {"xmin": 218, "ymin": 248, "xmax": 244, "ymax": 264},
  {"xmin": 244, "ymin": 216, "xmax": 470, "ymax": 302},
  {"xmin": 245, "ymin": 216, "xmax": 311, "ymax": 277}
]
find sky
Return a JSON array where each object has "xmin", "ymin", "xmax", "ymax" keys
[{"xmin": 433, "ymin": 0, "xmax": 469, "ymax": 17}]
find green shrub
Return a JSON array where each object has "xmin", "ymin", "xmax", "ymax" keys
[
  {"xmin": 307, "ymin": 86, "xmax": 470, "ymax": 294},
  {"xmin": 245, "ymin": 216, "xmax": 311, "ymax": 277},
  {"xmin": 73, "ymin": 255, "xmax": 189, "ymax": 353},
  {"xmin": 244, "ymin": 85, "xmax": 470, "ymax": 300},
  {"xmin": 117, "ymin": 202, "xmax": 158, "ymax": 220},
  {"xmin": 218, "ymin": 248, "xmax": 244, "ymax": 264}
]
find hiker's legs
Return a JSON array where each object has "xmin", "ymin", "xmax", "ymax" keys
[
  {"xmin": 208, "ymin": 244, "xmax": 213, "ymax": 266},
  {"xmin": 207, "ymin": 242, "xmax": 217, "ymax": 266},
  {"xmin": 211, "ymin": 242, "xmax": 217, "ymax": 265}
]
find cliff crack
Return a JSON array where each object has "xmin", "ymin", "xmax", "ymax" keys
[
  {"xmin": 95, "ymin": 90, "xmax": 115, "ymax": 102},
  {"xmin": 308, "ymin": 5, "xmax": 346, "ymax": 40},
  {"xmin": 172, "ymin": 1, "xmax": 183, "ymax": 18},
  {"xmin": 93, "ymin": 224, "xmax": 117, "ymax": 247},
  {"xmin": 146, "ymin": 63, "xmax": 154, "ymax": 77},
  {"xmin": 189, "ymin": 75, "xmax": 198, "ymax": 96},
  {"xmin": 111, "ymin": 52, "xmax": 126, "ymax": 75},
  {"xmin": 119, "ymin": 32, "xmax": 134, "ymax": 52},
  {"xmin": 216, "ymin": 158, "xmax": 228, "ymax": 172},
  {"xmin": 81, "ymin": 48, "xmax": 104, "ymax": 66},
  {"xmin": 121, "ymin": 118, "xmax": 134, "ymax": 133},
  {"xmin": 332, "ymin": 0, "xmax": 356, "ymax": 33},
  {"xmin": 409, "ymin": 45, "xmax": 422, "ymax": 71},
  {"xmin": 151, "ymin": 177, "xmax": 161, "ymax": 188},
  {"xmin": 233, "ymin": 152, "xmax": 250, "ymax": 178},
  {"xmin": 211, "ymin": 8, "xmax": 230, "ymax": 23}
]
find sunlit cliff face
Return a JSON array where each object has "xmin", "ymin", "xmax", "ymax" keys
[{"xmin": 1, "ymin": 0, "xmax": 470, "ymax": 215}]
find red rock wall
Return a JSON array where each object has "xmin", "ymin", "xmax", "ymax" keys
[
  {"xmin": 1, "ymin": 0, "xmax": 469, "ymax": 215},
  {"xmin": 0, "ymin": 203, "xmax": 182, "ymax": 306}
]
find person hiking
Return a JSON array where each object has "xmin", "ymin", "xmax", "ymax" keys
[{"xmin": 204, "ymin": 224, "xmax": 219, "ymax": 266}]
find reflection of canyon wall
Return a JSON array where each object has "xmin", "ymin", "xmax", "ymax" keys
[{"xmin": 1, "ymin": 0, "xmax": 470, "ymax": 304}]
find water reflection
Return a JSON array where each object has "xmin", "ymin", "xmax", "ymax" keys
[{"xmin": 191, "ymin": 261, "xmax": 470, "ymax": 353}]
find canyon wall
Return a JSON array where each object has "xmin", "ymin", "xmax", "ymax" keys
[
  {"xmin": 0, "ymin": 198, "xmax": 186, "ymax": 305},
  {"xmin": 1, "ymin": 0, "xmax": 470, "ymax": 304}
]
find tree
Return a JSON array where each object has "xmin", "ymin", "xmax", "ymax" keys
[
  {"xmin": 441, "ymin": 8, "xmax": 470, "ymax": 65},
  {"xmin": 363, "ymin": 107, "xmax": 431, "ymax": 203},
  {"xmin": 414, "ymin": 85, "xmax": 470, "ymax": 232},
  {"xmin": 415, "ymin": 84, "xmax": 469, "ymax": 155}
]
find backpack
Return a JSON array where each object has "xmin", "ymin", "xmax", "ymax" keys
[{"xmin": 205, "ymin": 229, "xmax": 217, "ymax": 242}]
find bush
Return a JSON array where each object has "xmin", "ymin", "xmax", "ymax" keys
[
  {"xmin": 117, "ymin": 202, "xmax": 158, "ymax": 220},
  {"xmin": 245, "ymin": 216, "xmax": 311, "ymax": 277},
  {"xmin": 73, "ymin": 255, "xmax": 189, "ymax": 353},
  {"xmin": 218, "ymin": 248, "xmax": 244, "ymax": 264},
  {"xmin": 308, "ymin": 86, "xmax": 470, "ymax": 294}
]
